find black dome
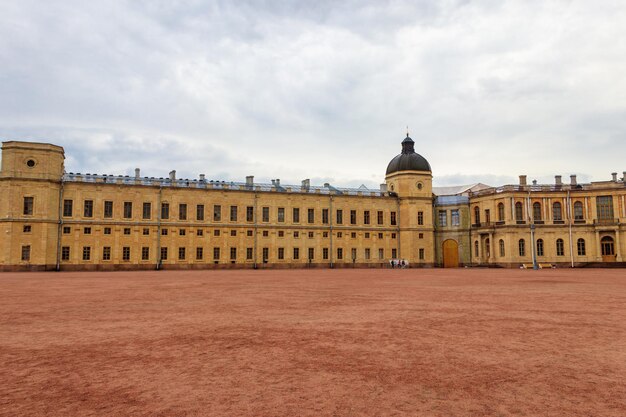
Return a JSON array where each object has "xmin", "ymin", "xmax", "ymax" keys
[{"xmin": 386, "ymin": 134, "xmax": 431, "ymax": 175}]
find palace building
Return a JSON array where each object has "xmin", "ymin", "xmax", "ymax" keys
[{"xmin": 1, "ymin": 138, "xmax": 625, "ymax": 271}]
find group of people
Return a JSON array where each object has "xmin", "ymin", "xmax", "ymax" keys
[{"xmin": 389, "ymin": 259, "xmax": 409, "ymax": 268}]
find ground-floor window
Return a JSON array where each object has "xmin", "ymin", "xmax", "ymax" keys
[
  {"xmin": 518, "ymin": 239, "xmax": 525, "ymax": 257},
  {"xmin": 577, "ymin": 238, "xmax": 586, "ymax": 256},
  {"xmin": 123, "ymin": 247, "xmax": 131, "ymax": 261},
  {"xmin": 499, "ymin": 239, "xmax": 505, "ymax": 257},
  {"xmin": 160, "ymin": 247, "xmax": 168, "ymax": 261},
  {"xmin": 21, "ymin": 245, "xmax": 31, "ymax": 261},
  {"xmin": 419, "ymin": 248, "xmax": 425, "ymax": 260},
  {"xmin": 142, "ymin": 247, "xmax": 150, "ymax": 261},
  {"xmin": 102, "ymin": 247, "xmax": 111, "ymax": 261},
  {"xmin": 82, "ymin": 246, "xmax": 91, "ymax": 261},
  {"xmin": 536, "ymin": 239, "xmax": 544, "ymax": 257},
  {"xmin": 556, "ymin": 239, "xmax": 564, "ymax": 256}
]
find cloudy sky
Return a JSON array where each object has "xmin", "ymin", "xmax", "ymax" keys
[{"xmin": 1, "ymin": 0, "xmax": 625, "ymax": 188}]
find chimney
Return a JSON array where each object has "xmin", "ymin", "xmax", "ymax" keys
[
  {"xmin": 324, "ymin": 183, "xmax": 330, "ymax": 188},
  {"xmin": 302, "ymin": 179, "xmax": 310, "ymax": 189},
  {"xmin": 246, "ymin": 176, "xmax": 254, "ymax": 187},
  {"xmin": 199, "ymin": 174, "xmax": 205, "ymax": 181},
  {"xmin": 570, "ymin": 175, "xmax": 577, "ymax": 186},
  {"xmin": 275, "ymin": 179, "xmax": 280, "ymax": 186},
  {"xmin": 623, "ymin": 171, "xmax": 626, "ymax": 184},
  {"xmin": 271, "ymin": 179, "xmax": 276, "ymax": 185},
  {"xmin": 555, "ymin": 175, "xmax": 562, "ymax": 185},
  {"xmin": 169, "ymin": 170, "xmax": 176, "ymax": 181},
  {"xmin": 611, "ymin": 172, "xmax": 617, "ymax": 182},
  {"xmin": 380, "ymin": 183, "xmax": 388, "ymax": 193},
  {"xmin": 135, "ymin": 168, "xmax": 140, "ymax": 179},
  {"xmin": 532, "ymin": 179, "xmax": 537, "ymax": 186},
  {"xmin": 519, "ymin": 175, "xmax": 527, "ymax": 186}
]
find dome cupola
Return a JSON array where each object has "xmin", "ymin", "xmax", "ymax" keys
[{"xmin": 386, "ymin": 133, "xmax": 431, "ymax": 175}]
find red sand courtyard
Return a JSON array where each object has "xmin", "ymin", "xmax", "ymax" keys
[{"xmin": 1, "ymin": 268, "xmax": 625, "ymax": 417}]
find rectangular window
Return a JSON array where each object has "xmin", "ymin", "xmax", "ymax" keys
[
  {"xmin": 392, "ymin": 248, "xmax": 397, "ymax": 258},
  {"xmin": 364, "ymin": 210, "xmax": 370, "ymax": 225},
  {"xmin": 262, "ymin": 247, "xmax": 269, "ymax": 262},
  {"xmin": 84, "ymin": 227, "xmax": 91, "ymax": 235},
  {"xmin": 213, "ymin": 247, "xmax": 220, "ymax": 261},
  {"xmin": 350, "ymin": 210, "xmax": 357, "ymax": 225},
  {"xmin": 293, "ymin": 247, "xmax": 300, "ymax": 260},
  {"xmin": 351, "ymin": 248, "xmax": 357, "ymax": 261},
  {"xmin": 308, "ymin": 231, "xmax": 314, "ymax": 238},
  {"xmin": 161, "ymin": 247, "xmax": 168, "ymax": 261},
  {"xmin": 102, "ymin": 247, "xmax": 111, "ymax": 261},
  {"xmin": 161, "ymin": 228, "xmax": 168, "ymax": 236},
  {"xmin": 278, "ymin": 230, "xmax": 284, "ymax": 237},
  {"xmin": 419, "ymin": 248, "xmax": 425, "ymax": 260},
  {"xmin": 23, "ymin": 225, "xmax": 31, "ymax": 233},
  {"xmin": 308, "ymin": 208, "xmax": 314, "ymax": 224},
  {"xmin": 246, "ymin": 248, "xmax": 253, "ymax": 260},
  {"xmin": 230, "ymin": 206, "xmax": 238, "ymax": 222},
  {"xmin": 230, "ymin": 247, "xmax": 237, "ymax": 260},
  {"xmin": 122, "ymin": 247, "xmax": 131, "ymax": 261},
  {"xmin": 143, "ymin": 228, "xmax": 150, "ymax": 235},
  {"xmin": 337, "ymin": 248, "xmax": 343, "ymax": 260},
  {"xmin": 21, "ymin": 245, "xmax": 31, "ymax": 261},
  {"xmin": 103, "ymin": 200, "xmax": 112, "ymax": 218},
  {"xmin": 293, "ymin": 208, "xmax": 300, "ymax": 223},
  {"xmin": 322, "ymin": 209, "xmax": 329, "ymax": 224},
  {"xmin": 213, "ymin": 205, "xmax": 221, "ymax": 221},
  {"xmin": 123, "ymin": 227, "xmax": 131, "ymax": 235},
  {"xmin": 143, "ymin": 202, "xmax": 151, "ymax": 219},
  {"xmin": 364, "ymin": 248, "xmax": 370, "ymax": 260},
  {"xmin": 293, "ymin": 231, "xmax": 299, "ymax": 238},
  {"xmin": 438, "ymin": 210, "xmax": 447, "ymax": 226},
  {"xmin": 63, "ymin": 199, "xmax": 73, "ymax": 217},
  {"xmin": 103, "ymin": 227, "xmax": 111, "ymax": 235},
  {"xmin": 246, "ymin": 206, "xmax": 254, "ymax": 222},
  {"xmin": 161, "ymin": 203, "xmax": 170, "ymax": 219},
  {"xmin": 390, "ymin": 211, "xmax": 397, "ymax": 226},
  {"xmin": 214, "ymin": 229, "xmax": 220, "ymax": 236},
  {"xmin": 196, "ymin": 247, "xmax": 203, "ymax": 260},
  {"xmin": 82, "ymin": 246, "xmax": 91, "ymax": 261},
  {"xmin": 308, "ymin": 248, "xmax": 314, "ymax": 260},
  {"xmin": 179, "ymin": 204, "xmax": 187, "ymax": 220},
  {"xmin": 262, "ymin": 230, "xmax": 269, "ymax": 237},
  {"xmin": 596, "ymin": 196, "xmax": 614, "ymax": 220},
  {"xmin": 179, "ymin": 229, "xmax": 186, "ymax": 236},
  {"xmin": 336, "ymin": 209, "xmax": 343, "ymax": 224},
  {"xmin": 197, "ymin": 229, "xmax": 204, "ymax": 237},
  {"xmin": 451, "ymin": 209, "xmax": 460, "ymax": 226},
  {"xmin": 417, "ymin": 211, "xmax": 424, "ymax": 225},
  {"xmin": 179, "ymin": 247, "xmax": 186, "ymax": 260},
  {"xmin": 378, "ymin": 248, "xmax": 384, "ymax": 260},
  {"xmin": 142, "ymin": 247, "xmax": 150, "ymax": 261},
  {"xmin": 84, "ymin": 200, "xmax": 93, "ymax": 217},
  {"xmin": 277, "ymin": 207, "xmax": 285, "ymax": 223},
  {"xmin": 61, "ymin": 246, "xmax": 70, "ymax": 261},
  {"xmin": 230, "ymin": 230, "xmax": 236, "ymax": 237},
  {"xmin": 323, "ymin": 248, "xmax": 329, "ymax": 260},
  {"xmin": 23, "ymin": 196, "xmax": 34, "ymax": 215},
  {"xmin": 197, "ymin": 204, "xmax": 205, "ymax": 221},
  {"xmin": 246, "ymin": 230, "xmax": 253, "ymax": 237},
  {"xmin": 377, "ymin": 211, "xmax": 383, "ymax": 225},
  {"xmin": 278, "ymin": 247, "xmax": 285, "ymax": 260},
  {"xmin": 262, "ymin": 207, "xmax": 270, "ymax": 222},
  {"xmin": 123, "ymin": 202, "xmax": 133, "ymax": 219},
  {"xmin": 485, "ymin": 209, "xmax": 490, "ymax": 224},
  {"xmin": 556, "ymin": 239, "xmax": 565, "ymax": 256}
]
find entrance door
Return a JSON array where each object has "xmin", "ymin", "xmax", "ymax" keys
[
  {"xmin": 442, "ymin": 239, "xmax": 459, "ymax": 268},
  {"xmin": 601, "ymin": 236, "xmax": 616, "ymax": 262}
]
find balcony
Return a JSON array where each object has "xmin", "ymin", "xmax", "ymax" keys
[
  {"xmin": 553, "ymin": 220, "xmax": 565, "ymax": 225},
  {"xmin": 594, "ymin": 218, "xmax": 619, "ymax": 225}
]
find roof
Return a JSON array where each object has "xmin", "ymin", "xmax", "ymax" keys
[{"xmin": 433, "ymin": 183, "xmax": 491, "ymax": 196}]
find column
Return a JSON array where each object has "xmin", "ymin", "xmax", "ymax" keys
[{"xmin": 595, "ymin": 231, "xmax": 602, "ymax": 261}]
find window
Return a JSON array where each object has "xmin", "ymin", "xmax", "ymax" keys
[
  {"xmin": 474, "ymin": 241, "xmax": 479, "ymax": 257},
  {"xmin": 391, "ymin": 211, "xmax": 397, "ymax": 226},
  {"xmin": 552, "ymin": 202, "xmax": 562, "ymax": 221},
  {"xmin": 308, "ymin": 231, "xmax": 314, "ymax": 238},
  {"xmin": 378, "ymin": 248, "xmax": 384, "ymax": 260},
  {"xmin": 124, "ymin": 202, "xmax": 133, "ymax": 219},
  {"xmin": 84, "ymin": 200, "xmax": 93, "ymax": 217},
  {"xmin": 556, "ymin": 239, "xmax": 564, "ymax": 256},
  {"xmin": 391, "ymin": 233, "xmax": 396, "ymax": 239},
  {"xmin": 278, "ymin": 231, "xmax": 284, "ymax": 237},
  {"xmin": 473, "ymin": 207, "xmax": 480, "ymax": 225},
  {"xmin": 82, "ymin": 246, "xmax": 91, "ymax": 261},
  {"xmin": 323, "ymin": 248, "xmax": 329, "ymax": 260},
  {"xmin": 337, "ymin": 248, "xmax": 343, "ymax": 260},
  {"xmin": 308, "ymin": 209, "xmax": 315, "ymax": 224},
  {"xmin": 84, "ymin": 227, "xmax": 91, "ymax": 234},
  {"xmin": 577, "ymin": 238, "xmax": 586, "ymax": 256},
  {"xmin": 123, "ymin": 228, "xmax": 131, "ymax": 235},
  {"xmin": 278, "ymin": 247, "xmax": 285, "ymax": 260},
  {"xmin": 214, "ymin": 229, "xmax": 220, "ymax": 237},
  {"xmin": 179, "ymin": 204, "xmax": 187, "ymax": 220},
  {"xmin": 364, "ymin": 248, "xmax": 370, "ymax": 260},
  {"xmin": 196, "ymin": 204, "xmax": 205, "ymax": 221},
  {"xmin": 246, "ymin": 248, "xmax": 253, "ymax": 260},
  {"xmin": 122, "ymin": 247, "xmax": 131, "ymax": 261},
  {"xmin": 322, "ymin": 231, "xmax": 328, "ymax": 238},
  {"xmin": 102, "ymin": 247, "xmax": 111, "ymax": 261},
  {"xmin": 596, "ymin": 196, "xmax": 614, "ymax": 220},
  {"xmin": 536, "ymin": 239, "xmax": 544, "ymax": 256},
  {"xmin": 103, "ymin": 201, "xmax": 112, "ymax": 218},
  {"xmin": 63, "ymin": 199, "xmax": 73, "ymax": 217},
  {"xmin": 364, "ymin": 232, "xmax": 370, "ymax": 239},
  {"xmin": 262, "ymin": 247, "xmax": 269, "ymax": 263},
  {"xmin": 179, "ymin": 229, "xmax": 186, "ymax": 236},
  {"xmin": 143, "ymin": 202, "xmax": 151, "ymax": 219},
  {"xmin": 518, "ymin": 239, "xmax": 525, "ymax": 257},
  {"xmin": 497, "ymin": 203, "xmax": 505, "ymax": 222},
  {"xmin": 350, "ymin": 210, "xmax": 357, "ymax": 225},
  {"xmin": 378, "ymin": 233, "xmax": 383, "ymax": 239},
  {"xmin": 278, "ymin": 207, "xmax": 285, "ymax": 223},
  {"xmin": 143, "ymin": 228, "xmax": 150, "ymax": 235},
  {"xmin": 262, "ymin": 207, "xmax": 269, "ymax": 222},
  {"xmin": 213, "ymin": 247, "xmax": 220, "ymax": 261},
  {"xmin": 418, "ymin": 233, "xmax": 423, "ymax": 239},
  {"xmin": 391, "ymin": 248, "xmax": 397, "ymax": 258},
  {"xmin": 419, "ymin": 248, "xmax": 425, "ymax": 260},
  {"xmin": 351, "ymin": 248, "xmax": 357, "ymax": 261},
  {"xmin": 515, "ymin": 202, "xmax": 524, "ymax": 222},
  {"xmin": 61, "ymin": 246, "xmax": 70, "ymax": 261},
  {"xmin": 142, "ymin": 247, "xmax": 150, "ymax": 261},
  {"xmin": 377, "ymin": 211, "xmax": 383, "ymax": 225},
  {"xmin": 21, "ymin": 245, "xmax": 31, "ymax": 261},
  {"xmin": 161, "ymin": 228, "xmax": 168, "ymax": 236},
  {"xmin": 160, "ymin": 247, "xmax": 168, "ymax": 261},
  {"xmin": 246, "ymin": 206, "xmax": 254, "ymax": 222},
  {"xmin": 161, "ymin": 202, "xmax": 169, "ymax": 219},
  {"xmin": 294, "ymin": 231, "xmax": 299, "ymax": 238},
  {"xmin": 308, "ymin": 248, "xmax": 315, "ymax": 260},
  {"xmin": 262, "ymin": 230, "xmax": 269, "ymax": 237},
  {"xmin": 230, "ymin": 206, "xmax": 238, "ymax": 222},
  {"xmin": 574, "ymin": 201, "xmax": 584, "ymax": 220},
  {"xmin": 178, "ymin": 247, "xmax": 186, "ymax": 260},
  {"xmin": 337, "ymin": 232, "xmax": 343, "ymax": 238},
  {"xmin": 451, "ymin": 209, "xmax": 460, "ymax": 226},
  {"xmin": 499, "ymin": 239, "xmax": 505, "ymax": 257},
  {"xmin": 438, "ymin": 210, "xmax": 447, "ymax": 226},
  {"xmin": 23, "ymin": 225, "xmax": 32, "ymax": 233},
  {"xmin": 417, "ymin": 211, "xmax": 424, "ymax": 225},
  {"xmin": 246, "ymin": 230, "xmax": 253, "ymax": 237},
  {"xmin": 196, "ymin": 247, "xmax": 203, "ymax": 260},
  {"xmin": 213, "ymin": 205, "xmax": 221, "ymax": 221},
  {"xmin": 485, "ymin": 209, "xmax": 490, "ymax": 224},
  {"xmin": 351, "ymin": 232, "xmax": 357, "ymax": 238},
  {"xmin": 364, "ymin": 210, "xmax": 370, "ymax": 225},
  {"xmin": 293, "ymin": 248, "xmax": 300, "ymax": 260},
  {"xmin": 197, "ymin": 229, "xmax": 204, "ymax": 237},
  {"xmin": 230, "ymin": 247, "xmax": 237, "ymax": 261},
  {"xmin": 533, "ymin": 202, "xmax": 542, "ymax": 221},
  {"xmin": 230, "ymin": 230, "xmax": 236, "ymax": 237},
  {"xmin": 601, "ymin": 236, "xmax": 615, "ymax": 256},
  {"xmin": 322, "ymin": 209, "xmax": 329, "ymax": 224},
  {"xmin": 336, "ymin": 209, "xmax": 343, "ymax": 224},
  {"xmin": 103, "ymin": 227, "xmax": 111, "ymax": 235},
  {"xmin": 293, "ymin": 208, "xmax": 300, "ymax": 223}
]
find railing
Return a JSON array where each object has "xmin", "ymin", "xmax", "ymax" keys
[{"xmin": 594, "ymin": 218, "xmax": 619, "ymax": 225}]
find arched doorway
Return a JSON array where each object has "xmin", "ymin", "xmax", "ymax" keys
[
  {"xmin": 442, "ymin": 239, "xmax": 459, "ymax": 268},
  {"xmin": 601, "ymin": 236, "xmax": 616, "ymax": 262}
]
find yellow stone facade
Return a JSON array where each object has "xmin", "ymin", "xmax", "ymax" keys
[{"xmin": 1, "ymin": 140, "xmax": 625, "ymax": 271}]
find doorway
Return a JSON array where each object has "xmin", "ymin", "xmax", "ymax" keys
[
  {"xmin": 601, "ymin": 236, "xmax": 616, "ymax": 262},
  {"xmin": 442, "ymin": 239, "xmax": 459, "ymax": 268}
]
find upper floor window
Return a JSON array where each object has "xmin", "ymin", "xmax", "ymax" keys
[
  {"xmin": 596, "ymin": 196, "xmax": 614, "ymax": 220},
  {"xmin": 574, "ymin": 201, "xmax": 584, "ymax": 220},
  {"xmin": 417, "ymin": 211, "xmax": 424, "ymax": 226},
  {"xmin": 552, "ymin": 202, "xmax": 562, "ymax": 221},
  {"xmin": 84, "ymin": 200, "xmax": 94, "ymax": 218},
  {"xmin": 262, "ymin": 207, "xmax": 270, "ymax": 222},
  {"xmin": 124, "ymin": 202, "xmax": 133, "ymax": 219},
  {"xmin": 23, "ymin": 197, "xmax": 34, "ymax": 215},
  {"xmin": 473, "ymin": 206, "xmax": 480, "ymax": 224},
  {"xmin": 230, "ymin": 206, "xmax": 238, "ymax": 222},
  {"xmin": 277, "ymin": 207, "xmax": 285, "ymax": 223},
  {"xmin": 438, "ymin": 210, "xmax": 447, "ymax": 227},
  {"xmin": 377, "ymin": 211, "xmax": 383, "ymax": 225},
  {"xmin": 213, "ymin": 205, "xmax": 221, "ymax": 222},
  {"xmin": 350, "ymin": 210, "xmax": 357, "ymax": 225},
  {"xmin": 197, "ymin": 204, "xmax": 205, "ymax": 221},
  {"xmin": 533, "ymin": 202, "xmax": 542, "ymax": 221},
  {"xmin": 293, "ymin": 208, "xmax": 300, "ymax": 223},
  {"xmin": 143, "ymin": 202, "xmax": 152, "ymax": 220},
  {"xmin": 161, "ymin": 202, "xmax": 169, "ymax": 220},
  {"xmin": 363, "ymin": 210, "xmax": 370, "ymax": 225},
  {"xmin": 336, "ymin": 209, "xmax": 343, "ymax": 224},
  {"xmin": 390, "ymin": 211, "xmax": 397, "ymax": 226},
  {"xmin": 103, "ymin": 201, "xmax": 113, "ymax": 218},
  {"xmin": 451, "ymin": 209, "xmax": 460, "ymax": 226},
  {"xmin": 63, "ymin": 199, "xmax": 73, "ymax": 217},
  {"xmin": 308, "ymin": 208, "xmax": 314, "ymax": 224},
  {"xmin": 246, "ymin": 206, "xmax": 254, "ymax": 222},
  {"xmin": 515, "ymin": 202, "xmax": 524, "ymax": 221},
  {"xmin": 497, "ymin": 203, "xmax": 505, "ymax": 222},
  {"xmin": 322, "ymin": 209, "xmax": 329, "ymax": 224},
  {"xmin": 179, "ymin": 203, "xmax": 187, "ymax": 220}
]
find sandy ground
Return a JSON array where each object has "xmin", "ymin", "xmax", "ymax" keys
[{"xmin": 1, "ymin": 268, "xmax": 625, "ymax": 417}]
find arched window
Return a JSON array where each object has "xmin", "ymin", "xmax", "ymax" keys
[
  {"xmin": 497, "ymin": 203, "xmax": 505, "ymax": 222},
  {"xmin": 474, "ymin": 206, "xmax": 480, "ymax": 225},
  {"xmin": 601, "ymin": 236, "xmax": 615, "ymax": 256},
  {"xmin": 577, "ymin": 238, "xmax": 586, "ymax": 256},
  {"xmin": 515, "ymin": 202, "xmax": 524, "ymax": 221},
  {"xmin": 474, "ymin": 240, "xmax": 479, "ymax": 257},
  {"xmin": 518, "ymin": 239, "xmax": 525, "ymax": 257},
  {"xmin": 533, "ymin": 202, "xmax": 542, "ymax": 221},
  {"xmin": 574, "ymin": 201, "xmax": 584, "ymax": 220},
  {"xmin": 552, "ymin": 202, "xmax": 562, "ymax": 221},
  {"xmin": 499, "ymin": 239, "xmax": 505, "ymax": 257},
  {"xmin": 536, "ymin": 238, "xmax": 544, "ymax": 256},
  {"xmin": 556, "ymin": 238, "xmax": 564, "ymax": 256}
]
